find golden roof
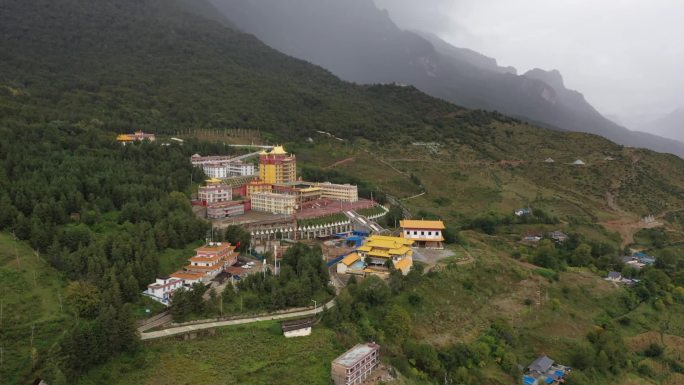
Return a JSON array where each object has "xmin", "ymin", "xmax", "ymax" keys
[
  {"xmin": 394, "ymin": 258, "xmax": 412, "ymax": 270},
  {"xmin": 388, "ymin": 246, "xmax": 412, "ymax": 255},
  {"xmin": 270, "ymin": 145, "xmax": 288, "ymax": 155},
  {"xmin": 368, "ymin": 250, "xmax": 390, "ymax": 258},
  {"xmin": 117, "ymin": 134, "xmax": 133, "ymax": 142},
  {"xmin": 341, "ymin": 253, "xmax": 361, "ymax": 266},
  {"xmin": 400, "ymin": 220, "xmax": 446, "ymax": 230}
]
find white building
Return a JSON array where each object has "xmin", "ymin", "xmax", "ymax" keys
[
  {"xmin": 331, "ymin": 343, "xmax": 381, "ymax": 385},
  {"xmin": 314, "ymin": 182, "xmax": 358, "ymax": 202},
  {"xmin": 203, "ymin": 162, "xmax": 229, "ymax": 179},
  {"xmin": 226, "ymin": 160, "xmax": 256, "ymax": 176},
  {"xmin": 207, "ymin": 201, "xmax": 245, "ymax": 219},
  {"xmin": 144, "ymin": 277, "xmax": 184, "ymax": 305},
  {"xmin": 191, "ymin": 155, "xmax": 257, "ymax": 179},
  {"xmin": 198, "ymin": 184, "xmax": 232, "ymax": 204},
  {"xmin": 400, "ymin": 220, "xmax": 446, "ymax": 249},
  {"xmin": 251, "ymin": 192, "xmax": 297, "ymax": 215}
]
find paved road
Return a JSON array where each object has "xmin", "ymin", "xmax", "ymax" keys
[{"xmin": 140, "ymin": 299, "xmax": 336, "ymax": 341}]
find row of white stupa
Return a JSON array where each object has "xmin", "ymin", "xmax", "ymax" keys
[{"xmin": 249, "ymin": 221, "xmax": 352, "ymax": 236}]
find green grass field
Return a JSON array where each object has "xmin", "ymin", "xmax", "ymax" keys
[
  {"xmin": 0, "ymin": 233, "xmax": 70, "ymax": 385},
  {"xmin": 78, "ymin": 321, "xmax": 343, "ymax": 385},
  {"xmin": 158, "ymin": 241, "xmax": 204, "ymax": 276}
]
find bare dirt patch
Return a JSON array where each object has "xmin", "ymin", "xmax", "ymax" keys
[
  {"xmin": 601, "ymin": 218, "xmax": 662, "ymax": 246},
  {"xmin": 627, "ymin": 331, "xmax": 684, "ymax": 355},
  {"xmin": 664, "ymin": 373, "xmax": 684, "ymax": 385},
  {"xmin": 412, "ymin": 248, "xmax": 455, "ymax": 266}
]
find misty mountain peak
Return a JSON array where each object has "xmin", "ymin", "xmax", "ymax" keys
[{"xmin": 524, "ymin": 68, "xmax": 565, "ymax": 90}]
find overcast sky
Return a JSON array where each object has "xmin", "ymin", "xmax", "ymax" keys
[{"xmin": 374, "ymin": 0, "xmax": 684, "ymax": 127}]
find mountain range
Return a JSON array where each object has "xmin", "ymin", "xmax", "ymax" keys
[
  {"xmin": 2, "ymin": 1, "xmax": 684, "ymax": 383},
  {"xmin": 208, "ymin": 0, "xmax": 684, "ymax": 158},
  {"xmin": 637, "ymin": 107, "xmax": 684, "ymax": 143}
]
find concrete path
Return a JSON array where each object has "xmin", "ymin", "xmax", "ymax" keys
[{"xmin": 140, "ymin": 300, "xmax": 336, "ymax": 341}]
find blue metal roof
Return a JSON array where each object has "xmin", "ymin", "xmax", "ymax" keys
[
  {"xmin": 327, "ymin": 255, "xmax": 346, "ymax": 267},
  {"xmin": 523, "ymin": 376, "xmax": 537, "ymax": 385}
]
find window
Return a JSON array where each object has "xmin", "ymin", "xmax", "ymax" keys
[
  {"xmin": 421, "ymin": 231, "xmax": 425, "ymax": 236},
  {"xmin": 428, "ymin": 231, "xmax": 432, "ymax": 236}
]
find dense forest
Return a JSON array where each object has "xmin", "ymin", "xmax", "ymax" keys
[
  {"xmin": 0, "ymin": 123, "xmax": 212, "ymax": 382},
  {"xmin": 170, "ymin": 243, "xmax": 333, "ymax": 322},
  {"xmin": 0, "ymin": 0, "xmax": 683, "ymax": 384}
]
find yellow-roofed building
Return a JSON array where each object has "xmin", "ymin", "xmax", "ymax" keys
[
  {"xmin": 356, "ymin": 235, "xmax": 414, "ymax": 276},
  {"xmin": 400, "ymin": 219, "xmax": 446, "ymax": 249},
  {"xmin": 259, "ymin": 145, "xmax": 297, "ymax": 184},
  {"xmin": 336, "ymin": 253, "xmax": 365, "ymax": 275},
  {"xmin": 116, "ymin": 131, "xmax": 156, "ymax": 145}
]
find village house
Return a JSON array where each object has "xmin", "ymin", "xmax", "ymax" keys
[
  {"xmin": 606, "ymin": 271, "xmax": 623, "ymax": 282},
  {"xmin": 400, "ymin": 219, "xmax": 445, "ymax": 249},
  {"xmin": 605, "ymin": 271, "xmax": 637, "ymax": 286},
  {"xmin": 144, "ymin": 276, "xmax": 184, "ymax": 305},
  {"xmin": 621, "ymin": 256, "xmax": 646, "ymax": 270},
  {"xmin": 331, "ymin": 343, "xmax": 381, "ymax": 385},
  {"xmin": 549, "ymin": 230, "xmax": 569, "ymax": 243},
  {"xmin": 523, "ymin": 355, "xmax": 571, "ymax": 385},
  {"xmin": 356, "ymin": 235, "xmax": 414, "ymax": 275},
  {"xmin": 523, "ymin": 233, "xmax": 542, "ymax": 243}
]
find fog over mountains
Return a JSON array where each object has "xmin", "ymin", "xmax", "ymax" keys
[
  {"xmin": 209, "ymin": 0, "xmax": 684, "ymax": 158},
  {"xmin": 638, "ymin": 107, "xmax": 684, "ymax": 143}
]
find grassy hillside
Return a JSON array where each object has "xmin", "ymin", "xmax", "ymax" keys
[
  {"xmin": 78, "ymin": 322, "xmax": 341, "ymax": 385},
  {"xmin": 76, "ymin": 234, "xmax": 684, "ymax": 385},
  {"xmin": 2, "ymin": 0, "xmax": 684, "ymax": 218},
  {"xmin": 0, "ymin": 233, "xmax": 70, "ymax": 385},
  {"xmin": 0, "ymin": 0, "xmax": 682, "ymax": 384}
]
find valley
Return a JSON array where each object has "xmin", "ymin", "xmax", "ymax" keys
[{"xmin": 0, "ymin": 0, "xmax": 682, "ymax": 384}]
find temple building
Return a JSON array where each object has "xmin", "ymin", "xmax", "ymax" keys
[
  {"xmin": 356, "ymin": 235, "xmax": 414, "ymax": 275},
  {"xmin": 251, "ymin": 191, "xmax": 297, "ymax": 215},
  {"xmin": 400, "ymin": 220, "xmax": 446, "ymax": 249},
  {"xmin": 259, "ymin": 146, "xmax": 297, "ymax": 184},
  {"xmin": 116, "ymin": 131, "xmax": 156, "ymax": 145}
]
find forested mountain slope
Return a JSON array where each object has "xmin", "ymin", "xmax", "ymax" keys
[
  {"xmin": 209, "ymin": 0, "xmax": 684, "ymax": 158},
  {"xmin": 0, "ymin": 0, "xmax": 684, "ymax": 384},
  {"xmin": 1, "ymin": 0, "xmax": 684, "ymax": 216}
]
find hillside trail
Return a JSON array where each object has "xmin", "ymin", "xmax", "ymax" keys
[{"xmin": 601, "ymin": 188, "xmax": 682, "ymax": 246}]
